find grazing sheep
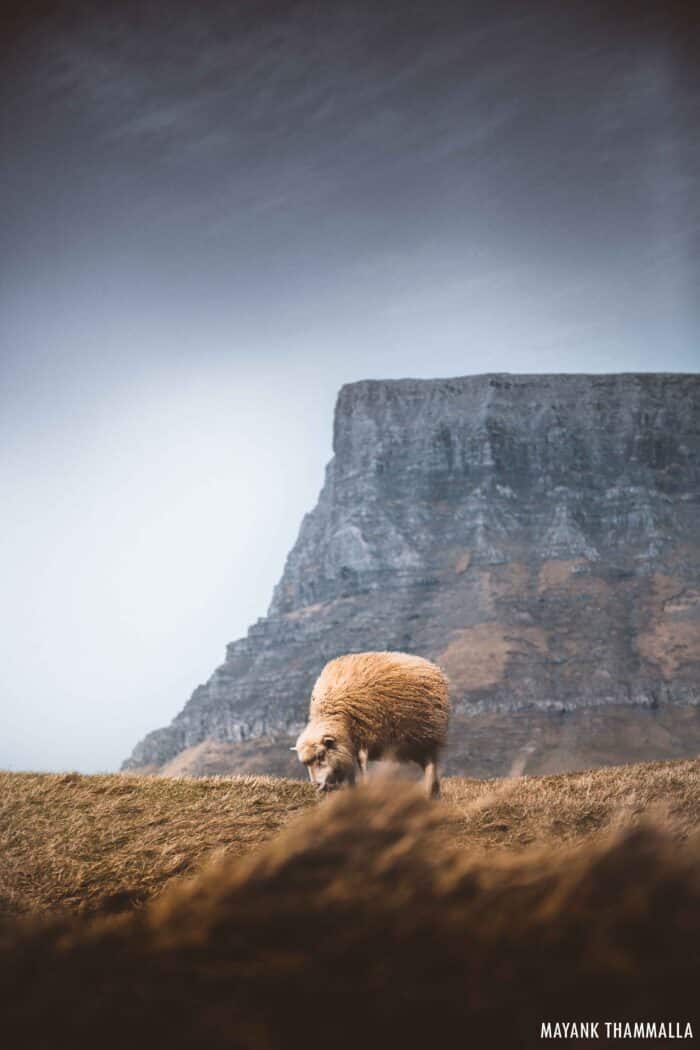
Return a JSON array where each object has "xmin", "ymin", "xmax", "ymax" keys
[{"xmin": 293, "ymin": 650, "xmax": 449, "ymax": 797}]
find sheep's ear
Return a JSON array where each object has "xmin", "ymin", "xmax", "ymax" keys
[
  {"xmin": 322, "ymin": 735, "xmax": 336, "ymax": 749},
  {"xmin": 289, "ymin": 746, "xmax": 298, "ymax": 752}
]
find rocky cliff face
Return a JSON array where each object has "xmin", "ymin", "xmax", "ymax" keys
[{"xmin": 123, "ymin": 374, "xmax": 700, "ymax": 778}]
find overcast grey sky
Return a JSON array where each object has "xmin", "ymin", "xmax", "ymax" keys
[{"xmin": 2, "ymin": 0, "xmax": 699, "ymax": 772}]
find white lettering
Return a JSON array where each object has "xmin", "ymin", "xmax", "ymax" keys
[
  {"xmin": 603, "ymin": 1020, "xmax": 692, "ymax": 1040},
  {"xmin": 546, "ymin": 1018, "xmax": 692, "ymax": 1040}
]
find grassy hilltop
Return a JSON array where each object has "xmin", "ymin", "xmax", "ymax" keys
[
  {"xmin": 1, "ymin": 757, "xmax": 699, "ymax": 918},
  {"xmin": 1, "ymin": 759, "xmax": 699, "ymax": 1049}
]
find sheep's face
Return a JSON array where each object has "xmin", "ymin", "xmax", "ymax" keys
[{"xmin": 294, "ymin": 728, "xmax": 355, "ymax": 794}]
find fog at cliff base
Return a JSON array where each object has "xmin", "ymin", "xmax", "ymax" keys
[{"xmin": 1, "ymin": 0, "xmax": 699, "ymax": 772}]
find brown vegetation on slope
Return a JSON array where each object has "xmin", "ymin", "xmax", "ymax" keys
[
  {"xmin": 444, "ymin": 755, "xmax": 700, "ymax": 850},
  {"xmin": 1, "ymin": 774, "xmax": 699, "ymax": 1049},
  {"xmin": 159, "ymin": 737, "xmax": 302, "ymax": 778},
  {"xmin": 1, "ymin": 758, "xmax": 699, "ymax": 920},
  {"xmin": 0, "ymin": 771, "xmax": 313, "ymax": 917}
]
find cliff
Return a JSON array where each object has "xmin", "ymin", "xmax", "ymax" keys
[{"xmin": 123, "ymin": 373, "xmax": 700, "ymax": 777}]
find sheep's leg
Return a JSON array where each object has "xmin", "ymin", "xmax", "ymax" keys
[
  {"xmin": 422, "ymin": 754, "xmax": 441, "ymax": 799},
  {"xmin": 357, "ymin": 748, "xmax": 369, "ymax": 781}
]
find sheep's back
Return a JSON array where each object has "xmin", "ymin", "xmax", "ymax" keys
[{"xmin": 309, "ymin": 651, "xmax": 449, "ymax": 750}]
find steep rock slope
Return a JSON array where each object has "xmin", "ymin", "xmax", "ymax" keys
[{"xmin": 123, "ymin": 374, "xmax": 700, "ymax": 777}]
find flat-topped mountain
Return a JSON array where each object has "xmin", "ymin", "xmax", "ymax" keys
[{"xmin": 123, "ymin": 373, "xmax": 700, "ymax": 777}]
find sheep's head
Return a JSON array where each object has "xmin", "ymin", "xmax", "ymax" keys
[{"xmin": 293, "ymin": 725, "xmax": 356, "ymax": 794}]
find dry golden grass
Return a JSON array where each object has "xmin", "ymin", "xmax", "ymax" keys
[
  {"xmin": 2, "ymin": 773, "xmax": 699, "ymax": 1049},
  {"xmin": 1, "ymin": 756, "xmax": 698, "ymax": 920},
  {"xmin": 443, "ymin": 755, "xmax": 700, "ymax": 850},
  {"xmin": 0, "ymin": 771, "xmax": 313, "ymax": 917}
]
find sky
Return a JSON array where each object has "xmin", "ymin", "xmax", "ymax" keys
[{"xmin": 2, "ymin": 0, "xmax": 699, "ymax": 772}]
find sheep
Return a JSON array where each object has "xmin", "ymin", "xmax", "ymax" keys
[{"xmin": 293, "ymin": 650, "xmax": 449, "ymax": 797}]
